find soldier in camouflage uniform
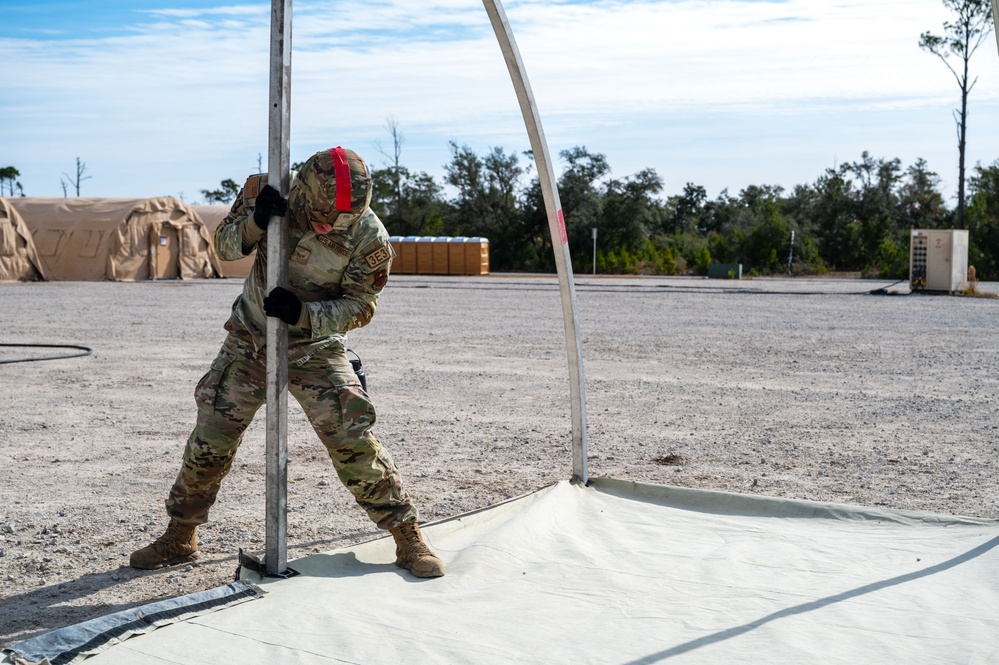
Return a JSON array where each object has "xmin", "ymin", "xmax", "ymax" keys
[{"xmin": 130, "ymin": 147, "xmax": 444, "ymax": 578}]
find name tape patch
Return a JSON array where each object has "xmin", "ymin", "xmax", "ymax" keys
[{"xmin": 315, "ymin": 234, "xmax": 351, "ymax": 257}]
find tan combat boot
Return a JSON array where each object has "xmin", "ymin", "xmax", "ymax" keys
[
  {"xmin": 129, "ymin": 520, "xmax": 199, "ymax": 570},
  {"xmin": 389, "ymin": 522, "xmax": 445, "ymax": 578}
]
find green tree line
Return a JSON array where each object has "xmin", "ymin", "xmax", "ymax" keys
[{"xmin": 370, "ymin": 143, "xmax": 999, "ymax": 281}]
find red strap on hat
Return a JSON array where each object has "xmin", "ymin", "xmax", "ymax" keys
[{"xmin": 330, "ymin": 146, "xmax": 352, "ymax": 212}]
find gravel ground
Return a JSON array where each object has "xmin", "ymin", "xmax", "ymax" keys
[{"xmin": 1, "ymin": 274, "xmax": 997, "ymax": 646}]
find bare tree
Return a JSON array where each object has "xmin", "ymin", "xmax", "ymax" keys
[
  {"xmin": 376, "ymin": 116, "xmax": 405, "ymax": 222},
  {"xmin": 61, "ymin": 157, "xmax": 93, "ymax": 197},
  {"xmin": 920, "ymin": 0, "xmax": 994, "ymax": 228}
]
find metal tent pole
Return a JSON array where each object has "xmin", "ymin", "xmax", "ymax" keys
[
  {"xmin": 265, "ymin": 0, "xmax": 292, "ymax": 576},
  {"xmin": 482, "ymin": 0, "xmax": 588, "ymax": 484}
]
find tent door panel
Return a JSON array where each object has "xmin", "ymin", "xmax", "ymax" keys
[
  {"xmin": 155, "ymin": 226, "xmax": 180, "ymax": 279},
  {"xmin": 178, "ymin": 223, "xmax": 213, "ymax": 279}
]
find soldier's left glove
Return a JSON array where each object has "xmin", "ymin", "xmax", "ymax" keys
[
  {"xmin": 253, "ymin": 184, "xmax": 288, "ymax": 230},
  {"xmin": 263, "ymin": 286, "xmax": 302, "ymax": 325}
]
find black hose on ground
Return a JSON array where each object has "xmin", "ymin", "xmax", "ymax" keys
[
  {"xmin": 869, "ymin": 278, "xmax": 909, "ymax": 295},
  {"xmin": 0, "ymin": 343, "xmax": 94, "ymax": 365}
]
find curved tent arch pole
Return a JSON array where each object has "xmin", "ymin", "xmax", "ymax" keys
[
  {"xmin": 993, "ymin": 0, "xmax": 999, "ymax": 58},
  {"xmin": 265, "ymin": 0, "xmax": 292, "ymax": 576},
  {"xmin": 482, "ymin": 0, "xmax": 589, "ymax": 485}
]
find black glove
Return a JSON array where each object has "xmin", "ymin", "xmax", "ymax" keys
[
  {"xmin": 253, "ymin": 184, "xmax": 289, "ymax": 230},
  {"xmin": 263, "ymin": 286, "xmax": 302, "ymax": 324}
]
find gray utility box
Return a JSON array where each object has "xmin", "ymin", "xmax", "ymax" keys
[{"xmin": 909, "ymin": 229, "xmax": 968, "ymax": 293}]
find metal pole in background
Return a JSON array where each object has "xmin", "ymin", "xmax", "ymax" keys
[
  {"xmin": 786, "ymin": 230, "xmax": 795, "ymax": 275},
  {"xmin": 265, "ymin": 0, "xmax": 292, "ymax": 576},
  {"xmin": 592, "ymin": 228, "xmax": 598, "ymax": 276},
  {"xmin": 482, "ymin": 0, "xmax": 588, "ymax": 485}
]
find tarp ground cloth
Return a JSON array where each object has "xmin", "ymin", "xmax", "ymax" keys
[{"xmin": 5, "ymin": 478, "xmax": 998, "ymax": 664}]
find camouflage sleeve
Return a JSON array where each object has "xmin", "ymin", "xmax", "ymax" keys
[
  {"xmin": 214, "ymin": 175, "xmax": 265, "ymax": 260},
  {"xmin": 304, "ymin": 235, "xmax": 394, "ymax": 336}
]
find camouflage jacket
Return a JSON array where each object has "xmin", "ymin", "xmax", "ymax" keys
[{"xmin": 214, "ymin": 173, "xmax": 394, "ymax": 364}]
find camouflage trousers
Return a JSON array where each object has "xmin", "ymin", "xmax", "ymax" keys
[{"xmin": 165, "ymin": 330, "xmax": 417, "ymax": 530}]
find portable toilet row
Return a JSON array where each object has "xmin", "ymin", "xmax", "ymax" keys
[{"xmin": 389, "ymin": 236, "xmax": 489, "ymax": 275}]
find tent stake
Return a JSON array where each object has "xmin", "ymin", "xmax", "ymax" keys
[
  {"xmin": 265, "ymin": 0, "xmax": 292, "ymax": 576},
  {"xmin": 482, "ymin": 0, "xmax": 588, "ymax": 484}
]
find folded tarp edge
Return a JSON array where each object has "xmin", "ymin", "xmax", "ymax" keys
[
  {"xmin": 590, "ymin": 476, "xmax": 999, "ymax": 526},
  {"xmin": 2, "ymin": 581, "xmax": 265, "ymax": 665}
]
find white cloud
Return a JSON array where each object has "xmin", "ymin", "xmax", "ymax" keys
[
  {"xmin": 139, "ymin": 5, "xmax": 268, "ymax": 19},
  {"xmin": 1, "ymin": 0, "xmax": 997, "ymax": 199}
]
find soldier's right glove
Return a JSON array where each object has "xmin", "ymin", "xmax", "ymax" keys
[
  {"xmin": 253, "ymin": 184, "xmax": 289, "ymax": 230},
  {"xmin": 263, "ymin": 286, "xmax": 302, "ymax": 325}
]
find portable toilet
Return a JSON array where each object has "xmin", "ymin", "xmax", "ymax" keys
[
  {"xmin": 416, "ymin": 237, "xmax": 434, "ymax": 274},
  {"xmin": 396, "ymin": 236, "xmax": 418, "ymax": 274},
  {"xmin": 388, "ymin": 236, "xmax": 404, "ymax": 273},
  {"xmin": 448, "ymin": 237, "xmax": 467, "ymax": 275},
  {"xmin": 432, "ymin": 237, "xmax": 451, "ymax": 275},
  {"xmin": 465, "ymin": 237, "xmax": 490, "ymax": 275}
]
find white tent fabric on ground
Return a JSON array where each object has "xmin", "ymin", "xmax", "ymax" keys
[
  {"xmin": 0, "ymin": 198, "xmax": 45, "ymax": 281},
  {"xmin": 9, "ymin": 198, "xmax": 223, "ymax": 281},
  {"xmin": 191, "ymin": 204, "xmax": 256, "ymax": 278},
  {"xmin": 5, "ymin": 478, "xmax": 998, "ymax": 664}
]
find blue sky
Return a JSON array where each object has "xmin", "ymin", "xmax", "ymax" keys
[{"xmin": 2, "ymin": 0, "xmax": 998, "ymax": 205}]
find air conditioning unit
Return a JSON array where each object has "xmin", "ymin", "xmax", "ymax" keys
[{"xmin": 909, "ymin": 229, "xmax": 969, "ymax": 293}]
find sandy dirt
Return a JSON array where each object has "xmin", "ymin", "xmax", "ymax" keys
[{"xmin": 1, "ymin": 274, "xmax": 997, "ymax": 646}]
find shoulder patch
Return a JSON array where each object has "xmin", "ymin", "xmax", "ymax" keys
[
  {"xmin": 372, "ymin": 269, "xmax": 388, "ymax": 289},
  {"xmin": 244, "ymin": 174, "xmax": 265, "ymax": 200},
  {"xmin": 364, "ymin": 244, "xmax": 392, "ymax": 270}
]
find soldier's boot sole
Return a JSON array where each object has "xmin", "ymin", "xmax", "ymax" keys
[
  {"xmin": 130, "ymin": 550, "xmax": 199, "ymax": 571},
  {"xmin": 394, "ymin": 556, "xmax": 444, "ymax": 578}
]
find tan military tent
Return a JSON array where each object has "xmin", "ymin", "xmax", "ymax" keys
[
  {"xmin": 9, "ymin": 197, "xmax": 224, "ymax": 281},
  {"xmin": 0, "ymin": 197, "xmax": 46, "ymax": 281},
  {"xmin": 191, "ymin": 203, "xmax": 255, "ymax": 279}
]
